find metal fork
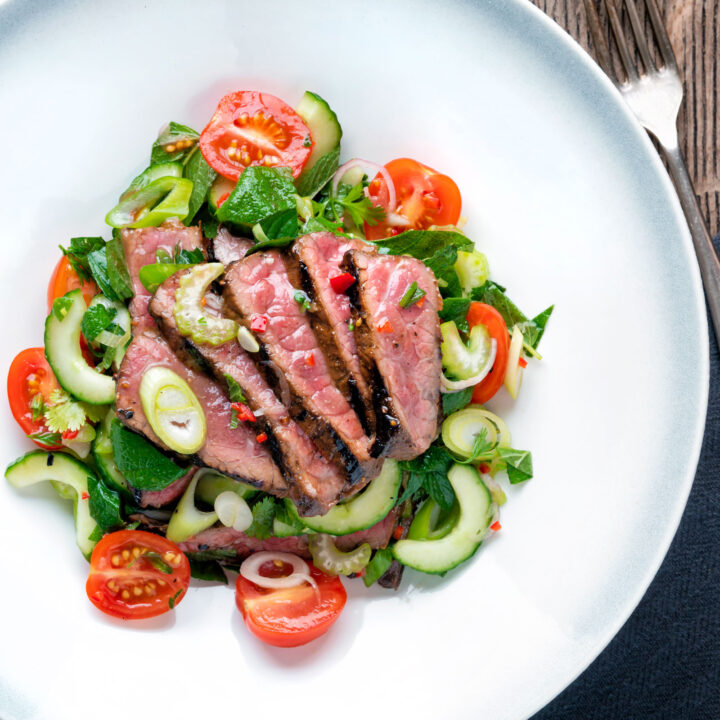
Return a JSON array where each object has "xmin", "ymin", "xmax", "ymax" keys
[{"xmin": 583, "ymin": 0, "xmax": 720, "ymax": 341}]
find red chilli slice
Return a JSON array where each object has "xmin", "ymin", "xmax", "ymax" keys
[{"xmin": 329, "ymin": 273, "xmax": 355, "ymax": 294}]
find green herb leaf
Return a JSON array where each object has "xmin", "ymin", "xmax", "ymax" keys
[
  {"xmin": 439, "ymin": 297, "xmax": 470, "ymax": 333},
  {"xmin": 424, "ymin": 245, "xmax": 463, "ymax": 299},
  {"xmin": 174, "ymin": 246, "xmax": 205, "ymax": 264},
  {"xmin": 60, "ymin": 237, "xmax": 105, "ymax": 282},
  {"xmin": 168, "ymin": 588, "xmax": 184, "ymax": 609},
  {"xmin": 273, "ymin": 500, "xmax": 307, "ymax": 535},
  {"xmin": 333, "ymin": 182, "xmax": 385, "ymax": 227},
  {"xmin": 441, "ymin": 387, "xmax": 473, "ymax": 416},
  {"xmin": 110, "ymin": 419, "xmax": 186, "ymax": 491},
  {"xmin": 398, "ymin": 281, "xmax": 426, "ymax": 309},
  {"xmin": 217, "ymin": 166, "xmax": 297, "ymax": 227},
  {"xmin": 81, "ymin": 303, "xmax": 117, "ymax": 342},
  {"xmin": 370, "ymin": 230, "xmax": 473, "ymax": 260},
  {"xmin": 399, "ymin": 446, "xmax": 456, "ymax": 510},
  {"xmin": 156, "ymin": 248, "xmax": 173, "ymax": 264},
  {"xmin": 454, "ymin": 428, "xmax": 495, "ymax": 465},
  {"xmin": 27, "ymin": 430, "xmax": 62, "ymax": 445},
  {"xmin": 52, "ymin": 296, "xmax": 74, "ymax": 321},
  {"xmin": 295, "ymin": 146, "xmax": 341, "ymax": 198},
  {"xmin": 188, "ymin": 557, "xmax": 228, "ymax": 584},
  {"xmin": 183, "ymin": 148, "xmax": 217, "ymax": 225},
  {"xmin": 140, "ymin": 552, "xmax": 174, "ymax": 574},
  {"xmin": 244, "ymin": 496, "xmax": 277, "ymax": 539},
  {"xmin": 86, "ymin": 247, "xmax": 120, "ymax": 301},
  {"xmin": 363, "ymin": 547, "xmax": 395, "ymax": 587},
  {"xmin": 294, "ymin": 290, "xmax": 311, "ymax": 313},
  {"xmin": 87, "ymin": 474, "xmax": 124, "ymax": 531},
  {"xmin": 151, "ymin": 122, "xmax": 200, "ymax": 166},
  {"xmin": 497, "ymin": 447, "xmax": 533, "ymax": 484},
  {"xmin": 105, "ymin": 235, "xmax": 133, "ymax": 300},
  {"xmin": 223, "ymin": 374, "xmax": 246, "ymax": 404},
  {"xmin": 30, "ymin": 394, "xmax": 45, "ymax": 423}
]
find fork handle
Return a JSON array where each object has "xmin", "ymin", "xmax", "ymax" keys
[{"xmin": 663, "ymin": 143, "xmax": 720, "ymax": 343}]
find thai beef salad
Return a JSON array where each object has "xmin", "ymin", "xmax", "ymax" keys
[{"xmin": 5, "ymin": 89, "xmax": 552, "ymax": 647}]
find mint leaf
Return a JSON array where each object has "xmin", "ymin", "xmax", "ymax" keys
[
  {"xmin": 363, "ymin": 547, "xmax": 394, "ymax": 587},
  {"xmin": 424, "ymin": 245, "xmax": 463, "ymax": 298},
  {"xmin": 438, "ymin": 297, "xmax": 470, "ymax": 333},
  {"xmin": 174, "ymin": 246, "xmax": 205, "ymax": 264},
  {"xmin": 105, "ymin": 235, "xmax": 133, "ymax": 300},
  {"xmin": 187, "ymin": 557, "xmax": 228, "ymax": 584},
  {"xmin": 370, "ymin": 230, "xmax": 473, "ymax": 259},
  {"xmin": 399, "ymin": 446, "xmax": 456, "ymax": 510},
  {"xmin": 295, "ymin": 146, "xmax": 341, "ymax": 198},
  {"xmin": 441, "ymin": 387, "xmax": 473, "ymax": 416},
  {"xmin": 497, "ymin": 447, "xmax": 533, "ymax": 484},
  {"xmin": 110, "ymin": 419, "xmax": 186, "ymax": 491},
  {"xmin": 60, "ymin": 236, "xmax": 105, "ymax": 282},
  {"xmin": 183, "ymin": 148, "xmax": 217, "ymax": 225},
  {"xmin": 81, "ymin": 303, "xmax": 117, "ymax": 342},
  {"xmin": 86, "ymin": 247, "xmax": 120, "ymax": 301},
  {"xmin": 87, "ymin": 474, "xmax": 124, "ymax": 530},
  {"xmin": 151, "ymin": 121, "xmax": 199, "ymax": 166}
]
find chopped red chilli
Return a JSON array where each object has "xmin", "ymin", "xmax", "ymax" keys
[
  {"xmin": 81, "ymin": 491, "xmax": 90, "ymax": 501},
  {"xmin": 329, "ymin": 272, "xmax": 355, "ymax": 294},
  {"xmin": 392, "ymin": 525, "xmax": 404, "ymax": 541},
  {"xmin": 249, "ymin": 315, "xmax": 268, "ymax": 333},
  {"xmin": 490, "ymin": 521, "xmax": 502, "ymax": 532},
  {"xmin": 256, "ymin": 432, "xmax": 268, "ymax": 443},
  {"xmin": 305, "ymin": 352, "xmax": 315, "ymax": 367},
  {"xmin": 62, "ymin": 429, "xmax": 79, "ymax": 440},
  {"xmin": 377, "ymin": 319, "xmax": 394, "ymax": 333},
  {"xmin": 519, "ymin": 357, "xmax": 528, "ymax": 369},
  {"xmin": 231, "ymin": 403, "xmax": 256, "ymax": 422},
  {"xmin": 479, "ymin": 463, "xmax": 491, "ymax": 474}
]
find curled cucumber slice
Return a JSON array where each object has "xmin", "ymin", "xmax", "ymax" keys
[
  {"xmin": 140, "ymin": 367, "xmax": 206, "ymax": 454},
  {"xmin": 174, "ymin": 263, "xmax": 237, "ymax": 345},
  {"xmin": 308, "ymin": 534, "xmax": 371, "ymax": 576},
  {"xmin": 441, "ymin": 320, "xmax": 494, "ymax": 381},
  {"xmin": 166, "ymin": 469, "xmax": 217, "ymax": 543}
]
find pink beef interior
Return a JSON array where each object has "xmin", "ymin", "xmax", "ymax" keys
[{"xmin": 211, "ymin": 227, "xmax": 253, "ymax": 265}]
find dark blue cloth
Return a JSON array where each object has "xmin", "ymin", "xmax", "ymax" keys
[{"xmin": 533, "ymin": 304, "xmax": 720, "ymax": 717}]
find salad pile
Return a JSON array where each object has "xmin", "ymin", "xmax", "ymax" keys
[{"xmin": 5, "ymin": 88, "xmax": 551, "ymax": 647}]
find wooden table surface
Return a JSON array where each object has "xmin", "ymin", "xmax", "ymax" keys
[{"xmin": 531, "ymin": 0, "xmax": 719, "ymax": 236}]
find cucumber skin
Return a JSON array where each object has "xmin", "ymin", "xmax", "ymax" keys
[
  {"xmin": 45, "ymin": 290, "xmax": 116, "ymax": 405},
  {"xmin": 293, "ymin": 459, "xmax": 402, "ymax": 536},
  {"xmin": 392, "ymin": 465, "xmax": 492, "ymax": 575},
  {"xmin": 296, "ymin": 91, "xmax": 342, "ymax": 176}
]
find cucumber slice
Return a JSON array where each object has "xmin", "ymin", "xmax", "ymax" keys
[
  {"xmin": 408, "ymin": 498, "xmax": 460, "ymax": 541},
  {"xmin": 296, "ymin": 91, "xmax": 342, "ymax": 175},
  {"xmin": 308, "ymin": 534, "xmax": 371, "ymax": 576},
  {"xmin": 139, "ymin": 367, "xmax": 207, "ymax": 454},
  {"xmin": 272, "ymin": 517, "xmax": 309, "ymax": 538},
  {"xmin": 208, "ymin": 175, "xmax": 236, "ymax": 213},
  {"xmin": 174, "ymin": 263, "xmax": 237, "ymax": 345},
  {"xmin": 194, "ymin": 469, "xmax": 256, "ymax": 505},
  {"xmin": 393, "ymin": 464, "xmax": 492, "ymax": 574},
  {"xmin": 88, "ymin": 295, "xmax": 131, "ymax": 370},
  {"xmin": 92, "ymin": 409, "xmax": 130, "ymax": 497},
  {"xmin": 454, "ymin": 250, "xmax": 489, "ymax": 295},
  {"xmin": 166, "ymin": 470, "xmax": 217, "ymax": 543},
  {"xmin": 45, "ymin": 290, "xmax": 116, "ymax": 404},
  {"xmin": 120, "ymin": 161, "xmax": 183, "ymax": 201},
  {"xmin": 441, "ymin": 321, "xmax": 494, "ymax": 381},
  {"xmin": 294, "ymin": 459, "xmax": 401, "ymax": 535},
  {"xmin": 5, "ymin": 451, "xmax": 99, "ymax": 558}
]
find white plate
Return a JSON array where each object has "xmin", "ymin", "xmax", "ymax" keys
[{"xmin": 0, "ymin": 1, "xmax": 708, "ymax": 718}]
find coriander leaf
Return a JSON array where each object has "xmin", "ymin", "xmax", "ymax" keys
[
  {"xmin": 81, "ymin": 303, "xmax": 117, "ymax": 342},
  {"xmin": 174, "ymin": 246, "xmax": 205, "ymax": 264},
  {"xmin": 224, "ymin": 374, "xmax": 246, "ymax": 404},
  {"xmin": 424, "ymin": 245, "xmax": 463, "ymax": 298},
  {"xmin": 363, "ymin": 548, "xmax": 395, "ymax": 587},
  {"xmin": 370, "ymin": 230, "xmax": 473, "ymax": 259},
  {"xmin": 105, "ymin": 235, "xmax": 133, "ymax": 300},
  {"xmin": 217, "ymin": 166, "xmax": 296, "ymax": 227},
  {"xmin": 302, "ymin": 214, "xmax": 347, "ymax": 236},
  {"xmin": 295, "ymin": 146, "xmax": 341, "ymax": 197},
  {"xmin": 87, "ymin": 474, "xmax": 124, "ymax": 530},
  {"xmin": 110, "ymin": 419, "xmax": 186, "ymax": 491},
  {"xmin": 44, "ymin": 398, "xmax": 87, "ymax": 433},
  {"xmin": 442, "ymin": 387, "xmax": 473, "ymax": 416},
  {"xmin": 151, "ymin": 121, "xmax": 199, "ymax": 166},
  {"xmin": 273, "ymin": 500, "xmax": 307, "ymax": 535},
  {"xmin": 497, "ymin": 447, "xmax": 533, "ymax": 484},
  {"xmin": 60, "ymin": 237, "xmax": 105, "ymax": 282},
  {"xmin": 187, "ymin": 557, "xmax": 228, "ymax": 584},
  {"xmin": 398, "ymin": 281, "xmax": 426, "ymax": 308},
  {"xmin": 244, "ymin": 496, "xmax": 277, "ymax": 539},
  {"xmin": 439, "ymin": 297, "xmax": 470, "ymax": 333},
  {"xmin": 183, "ymin": 147, "xmax": 217, "ymax": 225},
  {"xmin": 333, "ymin": 182, "xmax": 385, "ymax": 227},
  {"xmin": 52, "ymin": 296, "xmax": 74, "ymax": 320}
]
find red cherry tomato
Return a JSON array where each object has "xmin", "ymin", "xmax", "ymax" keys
[
  {"xmin": 365, "ymin": 158, "xmax": 462, "ymax": 240},
  {"xmin": 467, "ymin": 303, "xmax": 509, "ymax": 404},
  {"xmin": 47, "ymin": 256, "xmax": 97, "ymax": 313},
  {"xmin": 235, "ymin": 560, "xmax": 347, "ymax": 647},
  {"xmin": 86, "ymin": 530, "xmax": 191, "ymax": 620},
  {"xmin": 199, "ymin": 91, "xmax": 312, "ymax": 181},
  {"xmin": 7, "ymin": 348, "xmax": 62, "ymax": 449}
]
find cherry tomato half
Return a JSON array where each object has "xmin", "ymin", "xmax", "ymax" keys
[
  {"xmin": 468, "ymin": 303, "xmax": 509, "ymax": 404},
  {"xmin": 7, "ymin": 348, "xmax": 62, "ymax": 449},
  {"xmin": 86, "ymin": 530, "xmax": 191, "ymax": 620},
  {"xmin": 47, "ymin": 256, "xmax": 98, "ymax": 313},
  {"xmin": 365, "ymin": 158, "xmax": 462, "ymax": 240},
  {"xmin": 199, "ymin": 91, "xmax": 313, "ymax": 182},
  {"xmin": 235, "ymin": 561, "xmax": 347, "ymax": 647}
]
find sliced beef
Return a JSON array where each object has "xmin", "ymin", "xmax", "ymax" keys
[
  {"xmin": 223, "ymin": 250, "xmax": 380, "ymax": 487},
  {"xmin": 177, "ymin": 506, "xmax": 399, "ymax": 556},
  {"xmin": 117, "ymin": 223, "xmax": 287, "ymax": 497},
  {"xmin": 149, "ymin": 270, "xmax": 351, "ymax": 515},
  {"xmin": 293, "ymin": 232, "xmax": 376, "ymax": 436},
  {"xmin": 207, "ymin": 227, "xmax": 253, "ymax": 265},
  {"xmin": 345, "ymin": 250, "xmax": 442, "ymax": 459},
  {"xmin": 133, "ymin": 466, "xmax": 196, "ymax": 509}
]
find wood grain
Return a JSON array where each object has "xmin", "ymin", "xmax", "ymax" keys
[{"xmin": 531, "ymin": 0, "xmax": 720, "ymax": 236}]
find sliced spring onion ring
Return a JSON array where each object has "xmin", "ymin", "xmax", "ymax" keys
[
  {"xmin": 214, "ymin": 491, "xmax": 252, "ymax": 532},
  {"xmin": 503, "ymin": 325, "xmax": 524, "ymax": 399},
  {"xmin": 237, "ymin": 325, "xmax": 260, "ymax": 353},
  {"xmin": 240, "ymin": 552, "xmax": 318, "ymax": 591},
  {"xmin": 440, "ymin": 340, "xmax": 497, "ymax": 392},
  {"xmin": 441, "ymin": 406, "xmax": 512, "ymax": 460},
  {"xmin": 330, "ymin": 158, "xmax": 396, "ymax": 212},
  {"xmin": 140, "ymin": 366, "xmax": 207, "ymax": 454}
]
